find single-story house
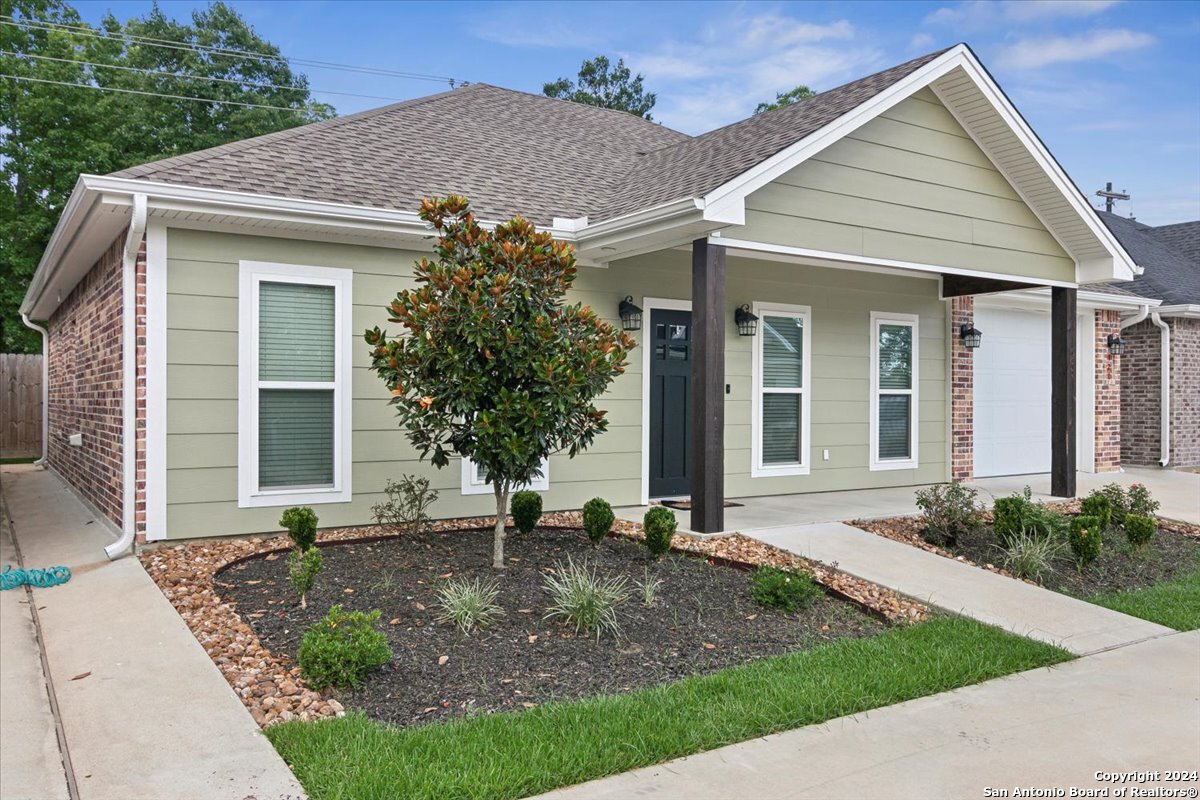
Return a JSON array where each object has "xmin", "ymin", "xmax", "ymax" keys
[{"xmin": 20, "ymin": 43, "xmax": 1146, "ymax": 556}]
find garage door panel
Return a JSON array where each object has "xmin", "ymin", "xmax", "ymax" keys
[{"xmin": 974, "ymin": 307, "xmax": 1051, "ymax": 477}]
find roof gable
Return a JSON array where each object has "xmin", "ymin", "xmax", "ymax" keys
[{"xmin": 1098, "ymin": 212, "xmax": 1200, "ymax": 304}]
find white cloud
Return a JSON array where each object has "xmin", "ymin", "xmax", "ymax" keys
[
  {"xmin": 622, "ymin": 11, "xmax": 881, "ymax": 133},
  {"xmin": 909, "ymin": 32, "xmax": 936, "ymax": 50},
  {"xmin": 1005, "ymin": 0, "xmax": 1121, "ymax": 22},
  {"xmin": 997, "ymin": 28, "xmax": 1155, "ymax": 70},
  {"xmin": 924, "ymin": 0, "xmax": 1119, "ymax": 30}
]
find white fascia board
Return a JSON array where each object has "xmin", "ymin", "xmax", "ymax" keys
[
  {"xmin": 19, "ymin": 176, "xmax": 104, "ymax": 316},
  {"xmin": 1155, "ymin": 304, "xmax": 1200, "ymax": 319},
  {"xmin": 975, "ymin": 287, "xmax": 1161, "ymax": 313}
]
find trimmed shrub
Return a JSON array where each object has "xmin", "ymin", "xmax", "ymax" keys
[
  {"xmin": 371, "ymin": 475, "xmax": 438, "ymax": 534},
  {"xmin": 582, "ymin": 497, "xmax": 615, "ymax": 547},
  {"xmin": 297, "ymin": 605, "xmax": 392, "ymax": 690},
  {"xmin": 1068, "ymin": 516, "xmax": 1103, "ymax": 567},
  {"xmin": 287, "ymin": 546, "xmax": 323, "ymax": 609},
  {"xmin": 1128, "ymin": 483, "xmax": 1160, "ymax": 518},
  {"xmin": 511, "ymin": 491, "xmax": 543, "ymax": 535},
  {"xmin": 1124, "ymin": 514, "xmax": 1156, "ymax": 550},
  {"xmin": 1080, "ymin": 492, "xmax": 1113, "ymax": 531},
  {"xmin": 993, "ymin": 489, "xmax": 1067, "ymax": 546},
  {"xmin": 542, "ymin": 556, "xmax": 629, "ymax": 639},
  {"xmin": 642, "ymin": 506, "xmax": 677, "ymax": 558},
  {"xmin": 1100, "ymin": 482, "xmax": 1131, "ymax": 526},
  {"xmin": 999, "ymin": 530, "xmax": 1063, "ymax": 583},
  {"xmin": 435, "ymin": 577, "xmax": 504, "ymax": 633},
  {"xmin": 750, "ymin": 566, "xmax": 823, "ymax": 613},
  {"xmin": 280, "ymin": 506, "xmax": 318, "ymax": 551},
  {"xmin": 914, "ymin": 482, "xmax": 983, "ymax": 547}
]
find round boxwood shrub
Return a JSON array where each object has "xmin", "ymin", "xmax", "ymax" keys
[
  {"xmin": 582, "ymin": 497, "xmax": 615, "ymax": 547},
  {"xmin": 297, "ymin": 604, "xmax": 392, "ymax": 690},
  {"xmin": 510, "ymin": 491, "xmax": 543, "ymax": 535},
  {"xmin": 1079, "ymin": 492, "xmax": 1112, "ymax": 532},
  {"xmin": 642, "ymin": 506, "xmax": 676, "ymax": 558},
  {"xmin": 280, "ymin": 506, "xmax": 318, "ymax": 551},
  {"xmin": 750, "ymin": 566, "xmax": 822, "ymax": 613},
  {"xmin": 1124, "ymin": 514, "xmax": 1156, "ymax": 550},
  {"xmin": 1068, "ymin": 515, "xmax": 1103, "ymax": 567}
]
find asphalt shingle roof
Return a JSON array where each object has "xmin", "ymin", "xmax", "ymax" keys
[
  {"xmin": 1146, "ymin": 220, "xmax": 1200, "ymax": 265},
  {"xmin": 1095, "ymin": 211, "xmax": 1200, "ymax": 305}
]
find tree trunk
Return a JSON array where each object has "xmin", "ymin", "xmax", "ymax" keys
[
  {"xmin": 300, "ymin": 594, "xmax": 307, "ymax": 610},
  {"xmin": 492, "ymin": 481, "xmax": 509, "ymax": 569}
]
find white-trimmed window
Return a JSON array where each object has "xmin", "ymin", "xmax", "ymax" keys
[
  {"xmin": 870, "ymin": 312, "xmax": 918, "ymax": 471},
  {"xmin": 238, "ymin": 261, "xmax": 352, "ymax": 508},
  {"xmin": 461, "ymin": 457, "xmax": 550, "ymax": 496},
  {"xmin": 752, "ymin": 303, "xmax": 811, "ymax": 477}
]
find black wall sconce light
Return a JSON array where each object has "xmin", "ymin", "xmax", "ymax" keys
[
  {"xmin": 618, "ymin": 296, "xmax": 643, "ymax": 331},
  {"xmin": 959, "ymin": 324, "xmax": 983, "ymax": 350},
  {"xmin": 735, "ymin": 304, "xmax": 759, "ymax": 337},
  {"xmin": 1107, "ymin": 333, "xmax": 1126, "ymax": 356}
]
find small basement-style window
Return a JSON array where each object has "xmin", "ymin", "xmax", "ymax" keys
[
  {"xmin": 461, "ymin": 457, "xmax": 550, "ymax": 496},
  {"xmin": 751, "ymin": 303, "xmax": 811, "ymax": 477},
  {"xmin": 870, "ymin": 312, "xmax": 918, "ymax": 471},
  {"xmin": 238, "ymin": 261, "xmax": 352, "ymax": 508}
]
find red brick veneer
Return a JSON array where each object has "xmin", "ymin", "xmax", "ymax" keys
[
  {"xmin": 1093, "ymin": 309, "xmax": 1121, "ymax": 472},
  {"xmin": 950, "ymin": 296, "xmax": 974, "ymax": 482}
]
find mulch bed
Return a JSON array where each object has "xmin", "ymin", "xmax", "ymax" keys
[
  {"xmin": 140, "ymin": 512, "xmax": 927, "ymax": 729},
  {"xmin": 851, "ymin": 512, "xmax": 1200, "ymax": 597},
  {"xmin": 219, "ymin": 527, "xmax": 885, "ymax": 728}
]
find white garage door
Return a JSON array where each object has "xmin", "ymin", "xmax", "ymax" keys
[{"xmin": 973, "ymin": 306, "xmax": 1091, "ymax": 478}]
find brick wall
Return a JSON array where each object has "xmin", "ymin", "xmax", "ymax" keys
[
  {"xmin": 1169, "ymin": 317, "xmax": 1200, "ymax": 467},
  {"xmin": 950, "ymin": 296, "xmax": 973, "ymax": 481},
  {"xmin": 1120, "ymin": 318, "xmax": 1161, "ymax": 466},
  {"xmin": 46, "ymin": 234, "xmax": 125, "ymax": 527},
  {"xmin": 1093, "ymin": 309, "xmax": 1121, "ymax": 472}
]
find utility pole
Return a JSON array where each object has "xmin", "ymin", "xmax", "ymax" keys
[{"xmin": 1095, "ymin": 182, "xmax": 1130, "ymax": 214}]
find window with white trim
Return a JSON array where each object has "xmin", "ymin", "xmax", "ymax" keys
[
  {"xmin": 238, "ymin": 261, "xmax": 352, "ymax": 508},
  {"xmin": 870, "ymin": 312, "xmax": 918, "ymax": 471},
  {"xmin": 752, "ymin": 303, "xmax": 811, "ymax": 477},
  {"xmin": 460, "ymin": 457, "xmax": 550, "ymax": 496}
]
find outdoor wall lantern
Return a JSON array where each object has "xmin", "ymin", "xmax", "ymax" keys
[
  {"xmin": 959, "ymin": 324, "xmax": 983, "ymax": 350},
  {"xmin": 618, "ymin": 296, "xmax": 643, "ymax": 331},
  {"xmin": 735, "ymin": 304, "xmax": 759, "ymax": 337},
  {"xmin": 1107, "ymin": 333, "xmax": 1126, "ymax": 356}
]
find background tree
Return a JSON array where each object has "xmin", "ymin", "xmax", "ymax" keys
[
  {"xmin": 754, "ymin": 84, "xmax": 816, "ymax": 115},
  {"xmin": 0, "ymin": 0, "xmax": 334, "ymax": 352},
  {"xmin": 365, "ymin": 196, "xmax": 635, "ymax": 569},
  {"xmin": 543, "ymin": 55, "xmax": 655, "ymax": 119}
]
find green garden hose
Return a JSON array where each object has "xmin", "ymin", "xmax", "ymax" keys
[{"xmin": 0, "ymin": 564, "xmax": 72, "ymax": 590}]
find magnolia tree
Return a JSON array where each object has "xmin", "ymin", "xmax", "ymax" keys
[{"xmin": 365, "ymin": 196, "xmax": 635, "ymax": 568}]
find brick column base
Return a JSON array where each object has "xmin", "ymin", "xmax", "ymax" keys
[
  {"xmin": 1094, "ymin": 309, "xmax": 1121, "ymax": 473},
  {"xmin": 950, "ymin": 296, "xmax": 974, "ymax": 482}
]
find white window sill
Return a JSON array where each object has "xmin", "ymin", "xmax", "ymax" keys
[
  {"xmin": 869, "ymin": 459, "xmax": 919, "ymax": 472},
  {"xmin": 239, "ymin": 487, "xmax": 352, "ymax": 508},
  {"xmin": 751, "ymin": 463, "xmax": 811, "ymax": 478}
]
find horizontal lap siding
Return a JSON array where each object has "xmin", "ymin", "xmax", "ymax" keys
[{"xmin": 737, "ymin": 89, "xmax": 1074, "ymax": 283}]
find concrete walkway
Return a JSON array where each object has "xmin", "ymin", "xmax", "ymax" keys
[
  {"xmin": 539, "ymin": 630, "xmax": 1200, "ymax": 800},
  {"xmin": 0, "ymin": 466, "xmax": 305, "ymax": 800},
  {"xmin": 749, "ymin": 521, "xmax": 1171, "ymax": 654}
]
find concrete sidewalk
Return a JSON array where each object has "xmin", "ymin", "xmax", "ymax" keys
[
  {"xmin": 0, "ymin": 466, "xmax": 305, "ymax": 800},
  {"xmin": 539, "ymin": 630, "xmax": 1200, "ymax": 800},
  {"xmin": 749, "ymin": 521, "xmax": 1172, "ymax": 654}
]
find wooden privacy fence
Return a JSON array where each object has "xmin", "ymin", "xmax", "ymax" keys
[{"xmin": 1, "ymin": 353, "xmax": 43, "ymax": 458}]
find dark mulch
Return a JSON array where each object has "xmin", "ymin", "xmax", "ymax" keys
[
  {"xmin": 857, "ymin": 515, "xmax": 1200, "ymax": 597},
  {"xmin": 217, "ymin": 527, "xmax": 886, "ymax": 728}
]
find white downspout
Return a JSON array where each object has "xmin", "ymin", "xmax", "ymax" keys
[
  {"xmin": 1149, "ymin": 311, "xmax": 1171, "ymax": 468},
  {"xmin": 1119, "ymin": 305, "xmax": 1148, "ymax": 331},
  {"xmin": 18, "ymin": 314, "xmax": 49, "ymax": 465},
  {"xmin": 105, "ymin": 194, "xmax": 148, "ymax": 560}
]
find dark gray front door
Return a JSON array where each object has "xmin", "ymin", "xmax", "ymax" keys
[{"xmin": 649, "ymin": 308, "xmax": 691, "ymax": 497}]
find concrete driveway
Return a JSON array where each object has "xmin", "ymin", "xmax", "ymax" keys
[{"xmin": 0, "ymin": 465, "xmax": 304, "ymax": 800}]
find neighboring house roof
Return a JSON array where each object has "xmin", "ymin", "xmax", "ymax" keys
[
  {"xmin": 1147, "ymin": 220, "xmax": 1200, "ymax": 264},
  {"xmin": 1093, "ymin": 211, "xmax": 1200, "ymax": 305}
]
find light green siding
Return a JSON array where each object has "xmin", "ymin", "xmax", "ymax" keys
[
  {"xmin": 163, "ymin": 227, "xmax": 946, "ymax": 539},
  {"xmin": 736, "ymin": 88, "xmax": 1074, "ymax": 283}
]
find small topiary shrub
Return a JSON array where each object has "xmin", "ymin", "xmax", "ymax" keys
[
  {"xmin": 371, "ymin": 475, "xmax": 439, "ymax": 534},
  {"xmin": 297, "ymin": 605, "xmax": 392, "ymax": 690},
  {"xmin": 1124, "ymin": 514, "xmax": 1156, "ymax": 550},
  {"xmin": 287, "ymin": 546, "xmax": 323, "ymax": 609},
  {"xmin": 510, "ymin": 491, "xmax": 543, "ymax": 535},
  {"xmin": 542, "ymin": 556, "xmax": 629, "ymax": 640},
  {"xmin": 1127, "ymin": 483, "xmax": 1160, "ymax": 518},
  {"xmin": 435, "ymin": 577, "xmax": 504, "ymax": 633},
  {"xmin": 280, "ymin": 506, "xmax": 318, "ymax": 551},
  {"xmin": 642, "ymin": 506, "xmax": 677, "ymax": 558},
  {"xmin": 1080, "ymin": 492, "xmax": 1112, "ymax": 531},
  {"xmin": 749, "ymin": 566, "xmax": 823, "ymax": 613},
  {"xmin": 914, "ymin": 482, "xmax": 983, "ymax": 547},
  {"xmin": 582, "ymin": 497, "xmax": 615, "ymax": 547},
  {"xmin": 1100, "ymin": 482, "xmax": 1131, "ymax": 526},
  {"xmin": 993, "ymin": 488, "xmax": 1067, "ymax": 546},
  {"xmin": 1068, "ymin": 515, "xmax": 1103, "ymax": 567}
]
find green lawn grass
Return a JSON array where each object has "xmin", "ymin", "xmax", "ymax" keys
[
  {"xmin": 1087, "ymin": 557, "xmax": 1200, "ymax": 631},
  {"xmin": 267, "ymin": 617, "xmax": 1070, "ymax": 800}
]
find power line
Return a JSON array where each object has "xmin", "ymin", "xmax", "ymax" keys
[
  {"xmin": 2, "ymin": 73, "xmax": 311, "ymax": 112},
  {"xmin": 1, "ymin": 17, "xmax": 462, "ymax": 86},
  {"xmin": 4, "ymin": 50, "xmax": 408, "ymax": 103}
]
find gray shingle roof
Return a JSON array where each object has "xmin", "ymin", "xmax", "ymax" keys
[
  {"xmin": 1146, "ymin": 220, "xmax": 1200, "ymax": 265},
  {"xmin": 1096, "ymin": 211, "xmax": 1200, "ymax": 305}
]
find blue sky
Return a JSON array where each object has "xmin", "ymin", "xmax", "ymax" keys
[{"xmin": 75, "ymin": 0, "xmax": 1200, "ymax": 224}]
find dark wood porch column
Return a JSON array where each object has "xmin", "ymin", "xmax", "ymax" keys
[
  {"xmin": 691, "ymin": 238, "xmax": 725, "ymax": 533},
  {"xmin": 1051, "ymin": 286, "xmax": 1077, "ymax": 497}
]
